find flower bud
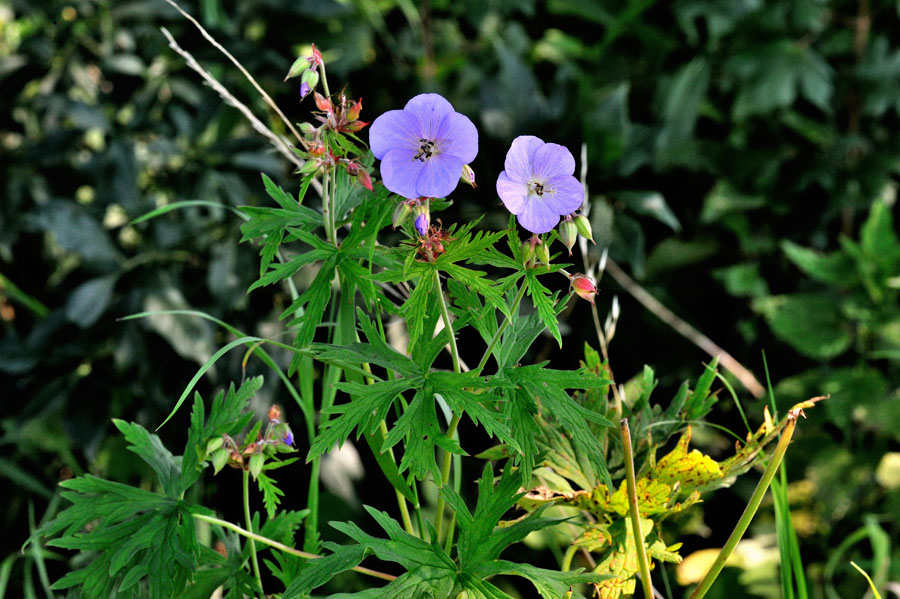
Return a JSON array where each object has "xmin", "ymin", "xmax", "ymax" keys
[
  {"xmin": 299, "ymin": 122, "xmax": 317, "ymax": 138},
  {"xmin": 356, "ymin": 168, "xmax": 373, "ymax": 192},
  {"xmin": 267, "ymin": 404, "xmax": 282, "ymax": 423},
  {"xmin": 300, "ymin": 68, "xmax": 319, "ymax": 97},
  {"xmin": 314, "ymin": 91, "xmax": 332, "ymax": 112},
  {"xmin": 460, "ymin": 164, "xmax": 476, "ymax": 188},
  {"xmin": 558, "ymin": 219, "xmax": 577, "ymax": 256},
  {"xmin": 343, "ymin": 119, "xmax": 368, "ymax": 133},
  {"xmin": 392, "ymin": 201, "xmax": 413, "ymax": 229},
  {"xmin": 347, "ymin": 98, "xmax": 362, "ymax": 122},
  {"xmin": 574, "ymin": 214, "xmax": 594, "ymax": 243},
  {"xmin": 521, "ymin": 240, "xmax": 535, "ymax": 264},
  {"xmin": 284, "ymin": 56, "xmax": 309, "ymax": 81},
  {"xmin": 211, "ymin": 447, "xmax": 230, "ymax": 474},
  {"xmin": 570, "ymin": 274, "xmax": 598, "ymax": 304},
  {"xmin": 274, "ymin": 423, "xmax": 294, "ymax": 446},
  {"xmin": 284, "ymin": 56, "xmax": 308, "ymax": 82},
  {"xmin": 415, "ymin": 213, "xmax": 429, "ymax": 236},
  {"xmin": 536, "ymin": 240, "xmax": 551, "ymax": 265},
  {"xmin": 206, "ymin": 436, "xmax": 224, "ymax": 456},
  {"xmin": 249, "ymin": 453, "xmax": 264, "ymax": 480}
]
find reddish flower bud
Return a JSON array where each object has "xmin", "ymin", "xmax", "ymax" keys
[
  {"xmin": 267, "ymin": 404, "xmax": 282, "ymax": 423},
  {"xmin": 357, "ymin": 168, "xmax": 373, "ymax": 192},
  {"xmin": 314, "ymin": 91, "xmax": 332, "ymax": 112},
  {"xmin": 343, "ymin": 119, "xmax": 369, "ymax": 133},
  {"xmin": 570, "ymin": 274, "xmax": 598, "ymax": 304},
  {"xmin": 347, "ymin": 98, "xmax": 362, "ymax": 122},
  {"xmin": 311, "ymin": 43, "xmax": 323, "ymax": 66}
]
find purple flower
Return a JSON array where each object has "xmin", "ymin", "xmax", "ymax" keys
[
  {"xmin": 282, "ymin": 431, "xmax": 294, "ymax": 446},
  {"xmin": 496, "ymin": 136, "xmax": 584, "ymax": 234},
  {"xmin": 300, "ymin": 81, "xmax": 310, "ymax": 97},
  {"xmin": 370, "ymin": 94, "xmax": 478, "ymax": 199}
]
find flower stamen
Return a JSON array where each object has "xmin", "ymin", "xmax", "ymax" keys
[{"xmin": 414, "ymin": 138, "xmax": 435, "ymax": 162}]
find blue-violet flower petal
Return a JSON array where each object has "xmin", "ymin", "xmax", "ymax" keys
[
  {"xmin": 370, "ymin": 94, "xmax": 478, "ymax": 199},
  {"xmin": 496, "ymin": 135, "xmax": 584, "ymax": 234}
]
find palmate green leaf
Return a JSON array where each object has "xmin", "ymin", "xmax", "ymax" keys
[
  {"xmin": 500, "ymin": 365, "xmax": 613, "ymax": 488},
  {"xmin": 524, "ymin": 269, "xmax": 563, "ymax": 347},
  {"xmin": 31, "ymin": 475, "xmax": 205, "ymax": 599},
  {"xmin": 281, "ymin": 543, "xmax": 369, "ymax": 599},
  {"xmin": 238, "ymin": 204, "xmax": 321, "ymax": 242},
  {"xmin": 248, "ymin": 248, "xmax": 330, "ymax": 292},
  {"xmin": 384, "ymin": 385, "xmax": 449, "ymax": 481},
  {"xmin": 444, "ymin": 464, "xmax": 559, "ymax": 570},
  {"xmin": 330, "ymin": 567, "xmax": 458, "ymax": 599},
  {"xmin": 430, "ymin": 372, "xmax": 519, "ymax": 453},
  {"xmin": 473, "ymin": 560, "xmax": 607, "ymax": 599},
  {"xmin": 309, "ymin": 378, "xmax": 419, "ymax": 460},
  {"xmin": 447, "ymin": 277, "xmax": 498, "ymax": 345},
  {"xmin": 496, "ymin": 288, "xmax": 564, "ymax": 369},
  {"xmin": 112, "ymin": 419, "xmax": 182, "ymax": 498}
]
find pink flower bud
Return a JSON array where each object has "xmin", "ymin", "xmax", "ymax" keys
[
  {"xmin": 570, "ymin": 275, "xmax": 598, "ymax": 304},
  {"xmin": 314, "ymin": 91, "xmax": 332, "ymax": 112}
]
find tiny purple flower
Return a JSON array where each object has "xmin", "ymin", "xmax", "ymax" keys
[
  {"xmin": 496, "ymin": 136, "xmax": 584, "ymax": 234},
  {"xmin": 300, "ymin": 81, "xmax": 310, "ymax": 97},
  {"xmin": 370, "ymin": 94, "xmax": 478, "ymax": 199},
  {"xmin": 415, "ymin": 213, "xmax": 429, "ymax": 235},
  {"xmin": 282, "ymin": 431, "xmax": 294, "ymax": 446}
]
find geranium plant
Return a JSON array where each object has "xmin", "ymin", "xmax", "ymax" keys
[{"xmin": 25, "ymin": 7, "xmax": 821, "ymax": 599}]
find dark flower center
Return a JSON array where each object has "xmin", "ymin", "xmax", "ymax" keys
[
  {"xmin": 529, "ymin": 181, "xmax": 545, "ymax": 196},
  {"xmin": 414, "ymin": 138, "xmax": 435, "ymax": 162}
]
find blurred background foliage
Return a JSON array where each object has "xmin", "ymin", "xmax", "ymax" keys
[{"xmin": 1, "ymin": 0, "xmax": 899, "ymax": 597}]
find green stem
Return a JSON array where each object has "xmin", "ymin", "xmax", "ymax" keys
[
  {"xmin": 242, "ymin": 469, "xmax": 263, "ymax": 596},
  {"xmin": 380, "ymin": 420, "xmax": 416, "ymax": 536},
  {"xmin": 434, "ymin": 413, "xmax": 461, "ymax": 544},
  {"xmin": 561, "ymin": 544, "xmax": 579, "ymax": 572},
  {"xmin": 431, "ymin": 269, "xmax": 462, "ymax": 544},
  {"xmin": 434, "ymin": 270, "xmax": 460, "ymax": 374},
  {"xmin": 621, "ymin": 419, "xmax": 654, "ymax": 599},
  {"xmin": 690, "ymin": 409, "xmax": 804, "ymax": 599},
  {"xmin": 192, "ymin": 513, "xmax": 397, "ymax": 582},
  {"xmin": 475, "ymin": 281, "xmax": 528, "ymax": 374},
  {"xmin": 317, "ymin": 56, "xmax": 331, "ymax": 98}
]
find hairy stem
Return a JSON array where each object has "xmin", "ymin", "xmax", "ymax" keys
[
  {"xmin": 192, "ymin": 513, "xmax": 397, "ymax": 582},
  {"xmin": 242, "ymin": 469, "xmax": 263, "ymax": 596},
  {"xmin": 621, "ymin": 419, "xmax": 654, "ymax": 599}
]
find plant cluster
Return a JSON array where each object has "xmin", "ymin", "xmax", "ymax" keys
[{"xmin": 24, "ymin": 35, "xmax": 822, "ymax": 599}]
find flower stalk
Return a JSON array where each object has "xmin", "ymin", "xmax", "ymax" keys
[{"xmin": 621, "ymin": 418, "xmax": 654, "ymax": 599}]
